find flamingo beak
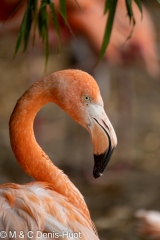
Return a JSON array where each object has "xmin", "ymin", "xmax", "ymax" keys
[
  {"xmin": 88, "ymin": 106, "xmax": 117, "ymax": 178},
  {"xmin": 93, "ymin": 118, "xmax": 114, "ymax": 178}
]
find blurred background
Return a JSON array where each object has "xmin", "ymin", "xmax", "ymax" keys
[{"xmin": 0, "ymin": 0, "xmax": 160, "ymax": 239}]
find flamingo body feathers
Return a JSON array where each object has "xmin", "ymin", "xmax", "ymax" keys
[{"xmin": 0, "ymin": 182, "xmax": 98, "ymax": 239}]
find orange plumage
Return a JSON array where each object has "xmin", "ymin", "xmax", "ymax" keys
[{"xmin": 0, "ymin": 70, "xmax": 117, "ymax": 239}]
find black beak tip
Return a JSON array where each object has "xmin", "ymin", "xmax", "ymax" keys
[
  {"xmin": 93, "ymin": 171, "xmax": 103, "ymax": 179},
  {"xmin": 93, "ymin": 148, "xmax": 114, "ymax": 179}
]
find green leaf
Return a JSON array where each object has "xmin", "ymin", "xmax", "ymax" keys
[
  {"xmin": 14, "ymin": 19, "xmax": 24, "ymax": 55},
  {"xmin": 14, "ymin": 0, "xmax": 38, "ymax": 55},
  {"xmin": 49, "ymin": 1, "xmax": 60, "ymax": 38},
  {"xmin": 14, "ymin": 6, "xmax": 29, "ymax": 55},
  {"xmin": 133, "ymin": 0, "xmax": 142, "ymax": 13},
  {"xmin": 104, "ymin": 0, "xmax": 112, "ymax": 14},
  {"xmin": 49, "ymin": 1, "xmax": 61, "ymax": 51},
  {"xmin": 98, "ymin": 0, "xmax": 118, "ymax": 62},
  {"xmin": 125, "ymin": 0, "xmax": 135, "ymax": 24},
  {"xmin": 157, "ymin": 0, "xmax": 160, "ymax": 3},
  {"xmin": 38, "ymin": 0, "xmax": 49, "ymax": 67},
  {"xmin": 38, "ymin": 0, "xmax": 48, "ymax": 40},
  {"xmin": 58, "ymin": 0, "xmax": 74, "ymax": 38},
  {"xmin": 32, "ymin": 0, "xmax": 39, "ymax": 46},
  {"xmin": 59, "ymin": 0, "xmax": 67, "ymax": 22},
  {"xmin": 23, "ymin": 5, "xmax": 32, "ymax": 51}
]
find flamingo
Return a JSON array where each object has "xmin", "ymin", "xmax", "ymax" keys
[
  {"xmin": 0, "ymin": 69, "xmax": 117, "ymax": 239},
  {"xmin": 136, "ymin": 210, "xmax": 160, "ymax": 238}
]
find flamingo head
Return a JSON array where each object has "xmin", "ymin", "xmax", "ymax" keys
[{"xmin": 53, "ymin": 70, "xmax": 117, "ymax": 178}]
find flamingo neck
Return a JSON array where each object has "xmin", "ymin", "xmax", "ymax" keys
[{"xmin": 9, "ymin": 74, "xmax": 91, "ymax": 221}]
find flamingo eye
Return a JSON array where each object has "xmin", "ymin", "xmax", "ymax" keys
[{"xmin": 82, "ymin": 95, "xmax": 91, "ymax": 105}]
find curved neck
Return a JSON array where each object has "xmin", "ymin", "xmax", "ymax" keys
[{"xmin": 9, "ymin": 75, "xmax": 91, "ymax": 222}]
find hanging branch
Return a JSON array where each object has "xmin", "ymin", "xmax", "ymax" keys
[{"xmin": 12, "ymin": 0, "xmax": 159, "ymax": 66}]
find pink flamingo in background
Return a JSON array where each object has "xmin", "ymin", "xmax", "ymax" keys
[
  {"xmin": 0, "ymin": 0, "xmax": 159, "ymax": 77},
  {"xmin": 136, "ymin": 210, "xmax": 160, "ymax": 238},
  {"xmin": 66, "ymin": 0, "xmax": 159, "ymax": 77},
  {"xmin": 0, "ymin": 69, "xmax": 117, "ymax": 238}
]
